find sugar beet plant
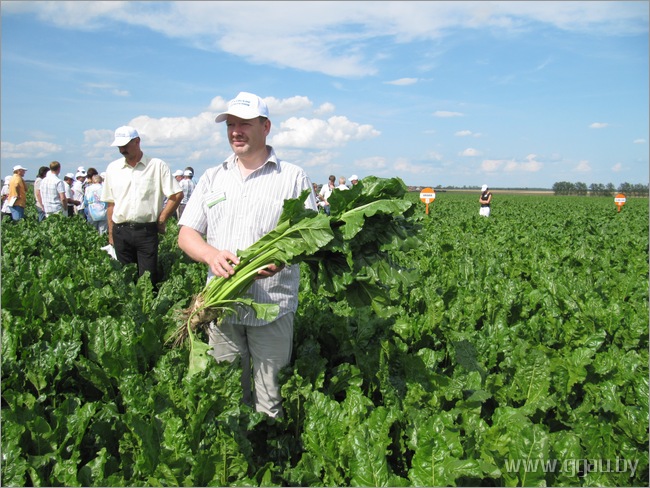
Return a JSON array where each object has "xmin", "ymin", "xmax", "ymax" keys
[{"xmin": 1, "ymin": 190, "xmax": 648, "ymax": 486}]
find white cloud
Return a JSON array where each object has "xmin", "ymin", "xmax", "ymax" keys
[
  {"xmin": 633, "ymin": 138, "xmax": 646, "ymax": 144},
  {"xmin": 461, "ymin": 148, "xmax": 481, "ymax": 157},
  {"xmin": 356, "ymin": 156, "xmax": 387, "ymax": 171},
  {"xmin": 127, "ymin": 112, "xmax": 223, "ymax": 149},
  {"xmin": 575, "ymin": 160, "xmax": 591, "ymax": 172},
  {"xmin": 481, "ymin": 154, "xmax": 543, "ymax": 173},
  {"xmin": 589, "ymin": 122, "xmax": 609, "ymax": 129},
  {"xmin": 427, "ymin": 151, "xmax": 444, "ymax": 161},
  {"xmin": 5, "ymin": 1, "xmax": 647, "ymax": 78},
  {"xmin": 384, "ymin": 78, "xmax": 419, "ymax": 86},
  {"xmin": 612, "ymin": 162, "xmax": 624, "ymax": 172},
  {"xmin": 266, "ymin": 96, "xmax": 313, "ymax": 115},
  {"xmin": 394, "ymin": 158, "xmax": 430, "ymax": 174},
  {"xmin": 433, "ymin": 111, "xmax": 464, "ymax": 118},
  {"xmin": 1, "ymin": 140, "xmax": 62, "ymax": 159},
  {"xmin": 455, "ymin": 130, "xmax": 472, "ymax": 136},
  {"xmin": 315, "ymin": 102, "xmax": 336, "ymax": 116},
  {"xmin": 271, "ymin": 116, "xmax": 380, "ymax": 149}
]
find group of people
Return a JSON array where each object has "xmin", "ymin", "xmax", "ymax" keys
[
  {"xmin": 4, "ymin": 91, "xmax": 362, "ymax": 419},
  {"xmin": 172, "ymin": 168, "xmax": 197, "ymax": 218},
  {"xmin": 315, "ymin": 173, "xmax": 360, "ymax": 215}
]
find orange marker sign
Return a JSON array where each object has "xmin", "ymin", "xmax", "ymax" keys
[
  {"xmin": 419, "ymin": 187, "xmax": 436, "ymax": 214},
  {"xmin": 615, "ymin": 193, "xmax": 626, "ymax": 212}
]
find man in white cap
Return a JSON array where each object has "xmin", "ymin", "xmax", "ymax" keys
[
  {"xmin": 102, "ymin": 125, "xmax": 182, "ymax": 285},
  {"xmin": 349, "ymin": 174, "xmax": 359, "ymax": 187},
  {"xmin": 479, "ymin": 184, "xmax": 492, "ymax": 217},
  {"xmin": 72, "ymin": 171, "xmax": 87, "ymax": 218},
  {"xmin": 62, "ymin": 173, "xmax": 79, "ymax": 217},
  {"xmin": 7, "ymin": 165, "xmax": 28, "ymax": 221},
  {"xmin": 176, "ymin": 169, "xmax": 195, "ymax": 219},
  {"xmin": 178, "ymin": 91, "xmax": 318, "ymax": 417}
]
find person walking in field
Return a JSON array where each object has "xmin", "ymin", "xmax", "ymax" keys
[
  {"xmin": 84, "ymin": 174, "xmax": 108, "ymax": 235},
  {"xmin": 177, "ymin": 169, "xmax": 196, "ymax": 219},
  {"xmin": 102, "ymin": 125, "xmax": 183, "ymax": 286},
  {"xmin": 34, "ymin": 166, "xmax": 49, "ymax": 222},
  {"xmin": 479, "ymin": 184, "xmax": 492, "ymax": 217},
  {"xmin": 1, "ymin": 176, "xmax": 12, "ymax": 221},
  {"xmin": 39, "ymin": 161, "xmax": 67, "ymax": 217},
  {"xmin": 336, "ymin": 176, "xmax": 349, "ymax": 191},
  {"xmin": 318, "ymin": 174, "xmax": 336, "ymax": 215},
  {"xmin": 7, "ymin": 165, "xmax": 28, "ymax": 222},
  {"xmin": 177, "ymin": 91, "xmax": 318, "ymax": 418}
]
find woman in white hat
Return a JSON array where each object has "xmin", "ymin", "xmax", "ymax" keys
[
  {"xmin": 479, "ymin": 184, "xmax": 492, "ymax": 217},
  {"xmin": 1, "ymin": 175, "xmax": 13, "ymax": 220}
]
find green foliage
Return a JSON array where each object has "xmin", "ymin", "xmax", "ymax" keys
[{"xmin": 2, "ymin": 192, "xmax": 648, "ymax": 486}]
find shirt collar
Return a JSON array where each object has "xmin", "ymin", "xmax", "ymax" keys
[
  {"xmin": 222, "ymin": 145, "xmax": 279, "ymax": 172},
  {"xmin": 121, "ymin": 153, "xmax": 148, "ymax": 169}
]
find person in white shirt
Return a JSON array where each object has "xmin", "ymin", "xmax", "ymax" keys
[
  {"xmin": 177, "ymin": 169, "xmax": 196, "ymax": 219},
  {"xmin": 178, "ymin": 91, "xmax": 317, "ymax": 418},
  {"xmin": 102, "ymin": 125, "xmax": 182, "ymax": 285},
  {"xmin": 72, "ymin": 171, "xmax": 86, "ymax": 217},
  {"xmin": 336, "ymin": 176, "xmax": 349, "ymax": 190},
  {"xmin": 39, "ymin": 161, "xmax": 67, "ymax": 216},
  {"xmin": 62, "ymin": 173, "xmax": 78, "ymax": 217},
  {"xmin": 318, "ymin": 174, "xmax": 336, "ymax": 215}
]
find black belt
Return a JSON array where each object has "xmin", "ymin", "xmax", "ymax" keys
[{"xmin": 114, "ymin": 221, "xmax": 157, "ymax": 229}]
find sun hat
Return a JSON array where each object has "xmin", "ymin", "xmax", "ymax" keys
[
  {"xmin": 64, "ymin": 173, "xmax": 75, "ymax": 180},
  {"xmin": 111, "ymin": 126, "xmax": 139, "ymax": 147},
  {"xmin": 77, "ymin": 166, "xmax": 86, "ymax": 173},
  {"xmin": 183, "ymin": 169, "xmax": 193, "ymax": 176},
  {"xmin": 173, "ymin": 170, "xmax": 184, "ymax": 177},
  {"xmin": 481, "ymin": 184, "xmax": 488, "ymax": 192},
  {"xmin": 215, "ymin": 92, "xmax": 269, "ymax": 123},
  {"xmin": 75, "ymin": 171, "xmax": 86, "ymax": 179},
  {"xmin": 349, "ymin": 174, "xmax": 359, "ymax": 181},
  {"xmin": 13, "ymin": 165, "xmax": 27, "ymax": 171}
]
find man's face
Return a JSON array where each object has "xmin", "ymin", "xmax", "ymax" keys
[
  {"xmin": 226, "ymin": 115, "xmax": 270, "ymax": 157},
  {"xmin": 118, "ymin": 137, "xmax": 139, "ymax": 157}
]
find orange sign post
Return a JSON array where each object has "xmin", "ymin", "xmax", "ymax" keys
[
  {"xmin": 614, "ymin": 193, "xmax": 626, "ymax": 212},
  {"xmin": 419, "ymin": 187, "xmax": 436, "ymax": 215}
]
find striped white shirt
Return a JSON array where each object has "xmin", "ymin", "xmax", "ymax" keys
[
  {"xmin": 40, "ymin": 172, "xmax": 66, "ymax": 215},
  {"xmin": 179, "ymin": 146, "xmax": 318, "ymax": 326}
]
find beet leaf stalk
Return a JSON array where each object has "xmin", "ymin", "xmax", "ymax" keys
[
  {"xmin": 171, "ymin": 176, "xmax": 421, "ymax": 377},
  {"xmin": 169, "ymin": 196, "xmax": 333, "ymax": 374}
]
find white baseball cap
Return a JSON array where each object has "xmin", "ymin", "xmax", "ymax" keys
[
  {"xmin": 111, "ymin": 126, "xmax": 139, "ymax": 147},
  {"xmin": 481, "ymin": 184, "xmax": 488, "ymax": 192},
  {"xmin": 173, "ymin": 170, "xmax": 184, "ymax": 177},
  {"xmin": 64, "ymin": 173, "xmax": 75, "ymax": 180},
  {"xmin": 215, "ymin": 92, "xmax": 269, "ymax": 123},
  {"xmin": 183, "ymin": 170, "xmax": 193, "ymax": 176},
  {"xmin": 13, "ymin": 165, "xmax": 27, "ymax": 171},
  {"xmin": 349, "ymin": 174, "xmax": 359, "ymax": 181},
  {"xmin": 75, "ymin": 171, "xmax": 86, "ymax": 179}
]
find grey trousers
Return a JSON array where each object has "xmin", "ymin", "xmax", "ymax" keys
[{"xmin": 207, "ymin": 313, "xmax": 294, "ymax": 418}]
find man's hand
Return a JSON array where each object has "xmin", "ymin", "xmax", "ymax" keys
[
  {"xmin": 206, "ymin": 248, "xmax": 240, "ymax": 278},
  {"xmin": 256, "ymin": 263, "xmax": 285, "ymax": 279}
]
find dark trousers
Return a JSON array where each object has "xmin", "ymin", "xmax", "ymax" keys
[{"xmin": 112, "ymin": 223, "xmax": 160, "ymax": 284}]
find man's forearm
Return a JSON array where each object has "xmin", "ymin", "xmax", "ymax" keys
[{"xmin": 158, "ymin": 192, "xmax": 182, "ymax": 223}]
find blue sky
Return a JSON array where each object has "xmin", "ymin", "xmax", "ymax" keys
[{"xmin": 1, "ymin": 1, "xmax": 648, "ymax": 189}]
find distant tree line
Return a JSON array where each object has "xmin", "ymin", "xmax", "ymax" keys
[{"xmin": 552, "ymin": 181, "xmax": 649, "ymax": 196}]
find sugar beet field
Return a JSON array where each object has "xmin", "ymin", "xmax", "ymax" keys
[{"xmin": 1, "ymin": 190, "xmax": 648, "ymax": 487}]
